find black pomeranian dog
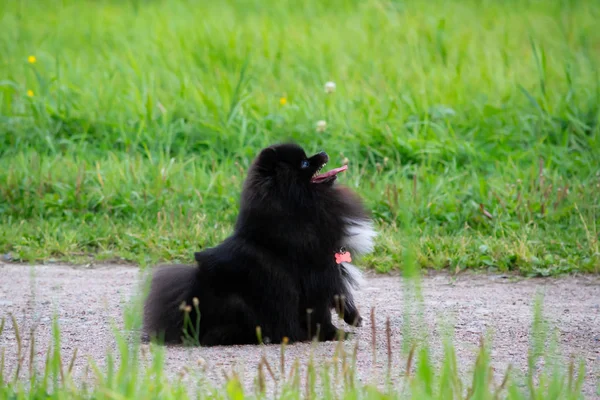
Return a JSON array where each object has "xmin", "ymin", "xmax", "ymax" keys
[{"xmin": 142, "ymin": 143, "xmax": 376, "ymax": 346}]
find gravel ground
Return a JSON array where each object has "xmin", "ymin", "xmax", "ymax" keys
[{"xmin": 0, "ymin": 263, "xmax": 598, "ymax": 398}]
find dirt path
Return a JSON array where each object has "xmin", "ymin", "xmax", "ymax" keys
[{"xmin": 0, "ymin": 263, "xmax": 598, "ymax": 397}]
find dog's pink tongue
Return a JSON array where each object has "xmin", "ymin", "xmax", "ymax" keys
[{"xmin": 311, "ymin": 165, "xmax": 348, "ymax": 183}]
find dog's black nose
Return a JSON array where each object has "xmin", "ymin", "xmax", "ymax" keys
[{"xmin": 317, "ymin": 151, "xmax": 329, "ymax": 163}]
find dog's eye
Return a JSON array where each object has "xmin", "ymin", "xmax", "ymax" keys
[{"xmin": 300, "ymin": 160, "xmax": 310, "ymax": 169}]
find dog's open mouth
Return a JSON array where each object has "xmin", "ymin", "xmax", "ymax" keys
[{"xmin": 311, "ymin": 164, "xmax": 348, "ymax": 184}]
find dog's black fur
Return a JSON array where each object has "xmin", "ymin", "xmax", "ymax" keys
[{"xmin": 142, "ymin": 143, "xmax": 376, "ymax": 346}]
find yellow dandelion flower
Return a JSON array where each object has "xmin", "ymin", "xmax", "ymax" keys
[
  {"xmin": 27, "ymin": 90, "xmax": 34, "ymax": 97},
  {"xmin": 28, "ymin": 55, "xmax": 36, "ymax": 64},
  {"xmin": 279, "ymin": 97, "xmax": 287, "ymax": 106}
]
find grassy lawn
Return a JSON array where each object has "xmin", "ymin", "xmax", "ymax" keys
[{"xmin": 1, "ymin": 0, "xmax": 599, "ymax": 275}]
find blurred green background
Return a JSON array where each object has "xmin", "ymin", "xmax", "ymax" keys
[{"xmin": 0, "ymin": 0, "xmax": 598, "ymax": 274}]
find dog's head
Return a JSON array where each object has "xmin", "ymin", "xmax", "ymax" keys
[
  {"xmin": 248, "ymin": 143, "xmax": 348, "ymax": 189},
  {"xmin": 237, "ymin": 143, "xmax": 374, "ymax": 258}
]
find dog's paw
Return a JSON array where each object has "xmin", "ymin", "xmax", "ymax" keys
[
  {"xmin": 344, "ymin": 313, "xmax": 363, "ymax": 327},
  {"xmin": 317, "ymin": 325, "xmax": 343, "ymax": 342},
  {"xmin": 353, "ymin": 315, "xmax": 363, "ymax": 327}
]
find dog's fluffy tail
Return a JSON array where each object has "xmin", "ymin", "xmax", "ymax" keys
[{"xmin": 142, "ymin": 264, "xmax": 199, "ymax": 343}]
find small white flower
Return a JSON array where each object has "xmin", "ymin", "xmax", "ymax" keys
[
  {"xmin": 316, "ymin": 120, "xmax": 327, "ymax": 132},
  {"xmin": 324, "ymin": 81, "xmax": 336, "ymax": 93}
]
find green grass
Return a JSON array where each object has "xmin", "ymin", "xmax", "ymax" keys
[{"xmin": 1, "ymin": 0, "xmax": 599, "ymax": 274}]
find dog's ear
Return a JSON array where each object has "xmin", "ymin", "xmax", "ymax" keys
[{"xmin": 255, "ymin": 146, "xmax": 278, "ymax": 174}]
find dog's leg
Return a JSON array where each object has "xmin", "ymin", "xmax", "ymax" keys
[
  {"xmin": 334, "ymin": 293, "xmax": 362, "ymax": 327},
  {"xmin": 200, "ymin": 325, "xmax": 260, "ymax": 346},
  {"xmin": 304, "ymin": 303, "xmax": 346, "ymax": 342},
  {"xmin": 195, "ymin": 294, "xmax": 264, "ymax": 346},
  {"xmin": 343, "ymin": 304, "xmax": 362, "ymax": 327},
  {"xmin": 201, "ymin": 320, "xmax": 304, "ymax": 346}
]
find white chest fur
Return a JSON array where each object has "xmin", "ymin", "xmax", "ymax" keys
[
  {"xmin": 342, "ymin": 217, "xmax": 377, "ymax": 256},
  {"xmin": 339, "ymin": 217, "xmax": 377, "ymax": 291}
]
